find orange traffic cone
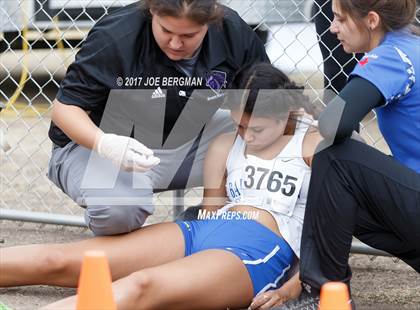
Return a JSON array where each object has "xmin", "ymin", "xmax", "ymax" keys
[
  {"xmin": 76, "ymin": 251, "xmax": 117, "ymax": 310},
  {"xmin": 319, "ymin": 282, "xmax": 351, "ymax": 310}
]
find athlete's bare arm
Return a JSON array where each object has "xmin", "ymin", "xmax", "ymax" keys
[
  {"xmin": 202, "ymin": 133, "xmax": 236, "ymax": 211},
  {"xmin": 302, "ymin": 127, "xmax": 323, "ymax": 167}
]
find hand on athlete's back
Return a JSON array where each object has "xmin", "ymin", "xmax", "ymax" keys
[{"xmin": 95, "ymin": 133, "xmax": 160, "ymax": 172}]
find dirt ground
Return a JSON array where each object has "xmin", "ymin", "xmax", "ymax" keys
[{"xmin": 0, "ymin": 220, "xmax": 419, "ymax": 310}]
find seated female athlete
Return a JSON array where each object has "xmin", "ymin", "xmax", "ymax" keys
[{"xmin": 0, "ymin": 63, "xmax": 324, "ymax": 310}]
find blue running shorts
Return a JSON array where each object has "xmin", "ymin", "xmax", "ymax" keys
[{"xmin": 176, "ymin": 219, "xmax": 294, "ymax": 296}]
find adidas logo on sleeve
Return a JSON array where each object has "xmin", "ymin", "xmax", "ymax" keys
[{"xmin": 151, "ymin": 87, "xmax": 166, "ymax": 99}]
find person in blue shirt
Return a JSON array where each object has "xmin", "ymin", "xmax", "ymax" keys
[
  {"xmin": 279, "ymin": 0, "xmax": 420, "ymax": 308},
  {"xmin": 313, "ymin": 0, "xmax": 362, "ymax": 93}
]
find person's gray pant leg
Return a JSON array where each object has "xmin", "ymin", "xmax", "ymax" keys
[{"xmin": 48, "ymin": 142, "xmax": 153, "ymax": 236}]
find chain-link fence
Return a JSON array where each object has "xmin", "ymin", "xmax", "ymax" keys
[{"xmin": 0, "ymin": 1, "xmax": 419, "ymax": 255}]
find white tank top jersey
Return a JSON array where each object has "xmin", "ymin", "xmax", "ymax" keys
[{"xmin": 220, "ymin": 117, "xmax": 313, "ymax": 258}]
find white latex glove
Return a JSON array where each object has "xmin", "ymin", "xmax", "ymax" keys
[{"xmin": 95, "ymin": 133, "xmax": 160, "ymax": 172}]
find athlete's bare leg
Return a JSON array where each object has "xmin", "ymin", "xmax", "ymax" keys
[
  {"xmin": 43, "ymin": 249, "xmax": 254, "ymax": 310},
  {"xmin": 0, "ymin": 223, "xmax": 184, "ymax": 287}
]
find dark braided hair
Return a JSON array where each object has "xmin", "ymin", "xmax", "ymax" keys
[{"xmin": 228, "ymin": 63, "xmax": 319, "ymax": 121}]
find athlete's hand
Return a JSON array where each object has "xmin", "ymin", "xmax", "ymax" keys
[
  {"xmin": 248, "ymin": 273, "xmax": 301, "ymax": 310},
  {"xmin": 95, "ymin": 133, "xmax": 160, "ymax": 172},
  {"xmin": 248, "ymin": 287, "xmax": 291, "ymax": 310}
]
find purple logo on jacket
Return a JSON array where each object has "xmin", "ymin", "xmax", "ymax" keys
[{"xmin": 206, "ymin": 70, "xmax": 227, "ymax": 92}]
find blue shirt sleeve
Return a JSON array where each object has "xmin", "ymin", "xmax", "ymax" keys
[{"xmin": 349, "ymin": 44, "xmax": 413, "ymax": 106}]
